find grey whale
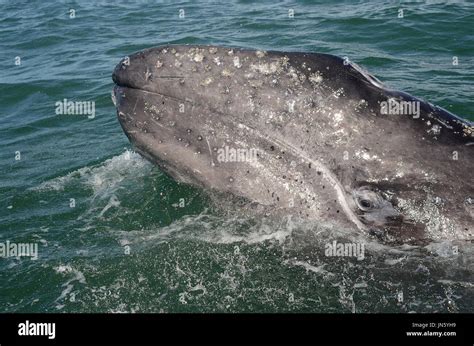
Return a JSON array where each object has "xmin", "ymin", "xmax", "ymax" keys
[{"xmin": 112, "ymin": 45, "xmax": 473, "ymax": 245}]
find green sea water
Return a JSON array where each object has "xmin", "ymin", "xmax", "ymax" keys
[{"xmin": 0, "ymin": 0, "xmax": 473, "ymax": 312}]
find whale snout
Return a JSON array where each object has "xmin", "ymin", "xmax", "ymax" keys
[
  {"xmin": 112, "ymin": 52, "xmax": 152, "ymax": 90},
  {"xmin": 112, "ymin": 48, "xmax": 170, "ymax": 139}
]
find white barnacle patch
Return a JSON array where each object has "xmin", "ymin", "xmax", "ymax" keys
[
  {"xmin": 394, "ymin": 171, "xmax": 405, "ymax": 178},
  {"xmin": 286, "ymin": 66, "xmax": 299, "ymax": 81},
  {"xmin": 428, "ymin": 124, "xmax": 442, "ymax": 136},
  {"xmin": 209, "ymin": 47, "xmax": 218, "ymax": 54},
  {"xmin": 287, "ymin": 100, "xmax": 296, "ymax": 113},
  {"xmin": 333, "ymin": 112, "xmax": 344, "ymax": 127},
  {"xmin": 280, "ymin": 56, "xmax": 290, "ymax": 67},
  {"xmin": 432, "ymin": 196, "xmax": 444, "ymax": 206},
  {"xmin": 174, "ymin": 60, "xmax": 182, "ymax": 68},
  {"xmin": 193, "ymin": 52, "xmax": 204, "ymax": 63},
  {"xmin": 244, "ymin": 72, "xmax": 256, "ymax": 80},
  {"xmin": 149, "ymin": 104, "xmax": 160, "ymax": 115},
  {"xmin": 256, "ymin": 50, "xmax": 267, "ymax": 58},
  {"xmin": 233, "ymin": 56, "xmax": 242, "ymax": 68},
  {"xmin": 250, "ymin": 61, "xmax": 281, "ymax": 75},
  {"xmin": 221, "ymin": 68, "xmax": 233, "ymax": 77},
  {"xmin": 200, "ymin": 77, "xmax": 213, "ymax": 86},
  {"xmin": 309, "ymin": 71, "xmax": 323, "ymax": 85},
  {"xmin": 333, "ymin": 88, "xmax": 345, "ymax": 98},
  {"xmin": 247, "ymin": 94, "xmax": 256, "ymax": 112},
  {"xmin": 462, "ymin": 125, "xmax": 473, "ymax": 137},
  {"xmin": 261, "ymin": 109, "xmax": 279, "ymax": 125},
  {"xmin": 249, "ymin": 79, "xmax": 264, "ymax": 88},
  {"xmin": 213, "ymin": 57, "xmax": 221, "ymax": 66},
  {"xmin": 354, "ymin": 150, "xmax": 381, "ymax": 162},
  {"xmin": 332, "ymin": 129, "xmax": 347, "ymax": 145},
  {"xmin": 355, "ymin": 99, "xmax": 368, "ymax": 111},
  {"xmin": 156, "ymin": 60, "xmax": 163, "ymax": 69}
]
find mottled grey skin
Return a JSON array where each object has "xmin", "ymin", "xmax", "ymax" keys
[{"xmin": 112, "ymin": 45, "xmax": 473, "ymax": 245}]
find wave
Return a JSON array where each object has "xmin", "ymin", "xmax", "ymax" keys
[{"xmin": 32, "ymin": 150, "xmax": 152, "ymax": 195}]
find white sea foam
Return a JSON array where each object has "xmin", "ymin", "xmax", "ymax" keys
[
  {"xmin": 32, "ymin": 150, "xmax": 151, "ymax": 193},
  {"xmin": 112, "ymin": 213, "xmax": 307, "ymax": 249},
  {"xmin": 286, "ymin": 259, "xmax": 335, "ymax": 277},
  {"xmin": 53, "ymin": 264, "xmax": 87, "ymax": 310}
]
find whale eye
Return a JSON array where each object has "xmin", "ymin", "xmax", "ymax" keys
[
  {"xmin": 357, "ymin": 198, "xmax": 374, "ymax": 211},
  {"xmin": 352, "ymin": 186, "xmax": 404, "ymax": 237},
  {"xmin": 353, "ymin": 187, "xmax": 381, "ymax": 212}
]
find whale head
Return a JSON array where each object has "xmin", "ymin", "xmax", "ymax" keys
[{"xmin": 113, "ymin": 45, "xmax": 474, "ymax": 245}]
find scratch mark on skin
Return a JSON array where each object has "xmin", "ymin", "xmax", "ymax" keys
[
  {"xmin": 433, "ymin": 117, "xmax": 454, "ymax": 130},
  {"xmin": 132, "ymin": 98, "xmax": 139, "ymax": 113},
  {"xmin": 152, "ymin": 76, "xmax": 186, "ymax": 79},
  {"xmin": 145, "ymin": 68, "xmax": 152, "ymax": 81},
  {"xmin": 205, "ymin": 136, "xmax": 215, "ymax": 167},
  {"xmin": 149, "ymin": 117, "xmax": 167, "ymax": 129},
  {"xmin": 127, "ymin": 87, "xmax": 193, "ymax": 104}
]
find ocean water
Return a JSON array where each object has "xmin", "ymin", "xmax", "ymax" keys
[{"xmin": 1, "ymin": 0, "xmax": 473, "ymax": 312}]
